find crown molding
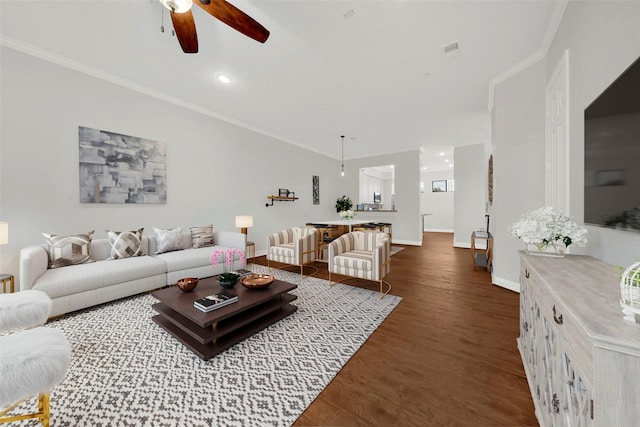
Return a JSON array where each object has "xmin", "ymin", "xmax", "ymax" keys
[{"xmin": 487, "ymin": 0, "xmax": 569, "ymax": 112}]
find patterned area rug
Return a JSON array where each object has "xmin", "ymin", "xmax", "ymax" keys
[{"xmin": 10, "ymin": 265, "xmax": 401, "ymax": 426}]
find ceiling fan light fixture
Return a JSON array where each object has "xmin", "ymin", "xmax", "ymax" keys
[{"xmin": 160, "ymin": 0, "xmax": 193, "ymax": 14}]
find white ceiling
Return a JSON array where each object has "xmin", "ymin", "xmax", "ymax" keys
[{"xmin": 0, "ymin": 0, "xmax": 563, "ymax": 171}]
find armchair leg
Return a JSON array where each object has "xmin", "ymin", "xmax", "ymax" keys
[{"xmin": 379, "ymin": 280, "xmax": 392, "ymax": 299}]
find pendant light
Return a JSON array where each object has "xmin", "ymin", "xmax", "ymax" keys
[{"xmin": 340, "ymin": 135, "xmax": 345, "ymax": 177}]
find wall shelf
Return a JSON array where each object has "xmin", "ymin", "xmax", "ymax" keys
[{"xmin": 266, "ymin": 196, "xmax": 299, "ymax": 207}]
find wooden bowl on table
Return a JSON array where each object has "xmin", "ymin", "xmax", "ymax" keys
[
  {"xmin": 177, "ymin": 277, "xmax": 199, "ymax": 292},
  {"xmin": 240, "ymin": 274, "xmax": 275, "ymax": 289}
]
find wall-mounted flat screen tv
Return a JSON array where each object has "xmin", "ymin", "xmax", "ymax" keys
[{"xmin": 584, "ymin": 55, "xmax": 640, "ymax": 232}]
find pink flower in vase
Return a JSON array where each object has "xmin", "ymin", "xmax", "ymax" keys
[{"xmin": 209, "ymin": 249, "xmax": 223, "ymax": 269}]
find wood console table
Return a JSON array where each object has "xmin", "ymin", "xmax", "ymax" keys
[
  {"xmin": 152, "ymin": 277, "xmax": 297, "ymax": 360},
  {"xmin": 518, "ymin": 253, "xmax": 640, "ymax": 426}
]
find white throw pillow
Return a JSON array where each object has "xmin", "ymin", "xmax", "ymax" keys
[{"xmin": 154, "ymin": 227, "xmax": 183, "ymax": 254}]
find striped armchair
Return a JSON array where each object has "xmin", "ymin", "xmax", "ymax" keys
[
  {"xmin": 267, "ymin": 227, "xmax": 318, "ymax": 276},
  {"xmin": 328, "ymin": 231, "xmax": 391, "ymax": 298}
]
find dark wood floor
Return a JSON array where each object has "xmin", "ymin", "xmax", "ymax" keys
[{"xmin": 253, "ymin": 232, "xmax": 537, "ymax": 427}]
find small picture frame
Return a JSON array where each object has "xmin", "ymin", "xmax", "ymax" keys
[
  {"xmin": 279, "ymin": 188, "xmax": 290, "ymax": 197},
  {"xmin": 432, "ymin": 180, "xmax": 447, "ymax": 192}
]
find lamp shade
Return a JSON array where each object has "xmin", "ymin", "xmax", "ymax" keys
[
  {"xmin": 0, "ymin": 222, "xmax": 7, "ymax": 245},
  {"xmin": 235, "ymin": 216, "xmax": 253, "ymax": 228}
]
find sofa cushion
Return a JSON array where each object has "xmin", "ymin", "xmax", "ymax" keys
[
  {"xmin": 107, "ymin": 228, "xmax": 144, "ymax": 259},
  {"xmin": 32, "ymin": 256, "xmax": 167, "ymax": 299},
  {"xmin": 42, "ymin": 231, "xmax": 95, "ymax": 268},
  {"xmin": 153, "ymin": 227, "xmax": 183, "ymax": 254},
  {"xmin": 333, "ymin": 250, "xmax": 373, "ymax": 271},
  {"xmin": 190, "ymin": 225, "xmax": 214, "ymax": 249}
]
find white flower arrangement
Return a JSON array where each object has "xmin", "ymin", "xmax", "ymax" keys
[
  {"xmin": 339, "ymin": 209, "xmax": 356, "ymax": 220},
  {"xmin": 510, "ymin": 207, "xmax": 588, "ymax": 253}
]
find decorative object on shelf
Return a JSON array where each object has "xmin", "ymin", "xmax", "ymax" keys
[
  {"xmin": 312, "ymin": 175, "xmax": 319, "ymax": 205},
  {"xmin": 279, "ymin": 188, "xmax": 290, "ymax": 197},
  {"xmin": 176, "ymin": 277, "xmax": 199, "ymax": 292},
  {"xmin": 339, "ymin": 209, "xmax": 356, "ymax": 220},
  {"xmin": 620, "ymin": 261, "xmax": 640, "ymax": 323},
  {"xmin": 210, "ymin": 247, "xmax": 246, "ymax": 273},
  {"xmin": 240, "ymin": 274, "xmax": 275, "ymax": 289},
  {"xmin": 335, "ymin": 195, "xmax": 352, "ymax": 213},
  {"xmin": 265, "ymin": 193, "xmax": 299, "ymax": 207},
  {"xmin": 510, "ymin": 206, "xmax": 588, "ymax": 256},
  {"xmin": 217, "ymin": 273, "xmax": 240, "ymax": 289},
  {"xmin": 235, "ymin": 215, "xmax": 253, "ymax": 236}
]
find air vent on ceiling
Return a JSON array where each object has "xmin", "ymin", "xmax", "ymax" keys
[{"xmin": 442, "ymin": 41, "xmax": 460, "ymax": 55}]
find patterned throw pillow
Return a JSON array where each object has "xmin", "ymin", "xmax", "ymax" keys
[
  {"xmin": 42, "ymin": 231, "xmax": 95, "ymax": 268},
  {"xmin": 153, "ymin": 227, "xmax": 183, "ymax": 254},
  {"xmin": 190, "ymin": 225, "xmax": 214, "ymax": 248},
  {"xmin": 107, "ymin": 228, "xmax": 144, "ymax": 259}
]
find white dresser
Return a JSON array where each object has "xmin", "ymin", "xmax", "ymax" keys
[{"xmin": 518, "ymin": 253, "xmax": 640, "ymax": 427}]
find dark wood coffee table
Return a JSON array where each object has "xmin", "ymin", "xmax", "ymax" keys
[{"xmin": 151, "ymin": 276, "xmax": 297, "ymax": 360}]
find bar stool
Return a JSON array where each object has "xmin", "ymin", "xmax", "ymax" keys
[{"xmin": 375, "ymin": 222, "xmax": 392, "ymax": 242}]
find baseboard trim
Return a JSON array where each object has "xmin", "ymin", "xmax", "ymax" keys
[
  {"xmin": 424, "ymin": 228, "xmax": 454, "ymax": 233},
  {"xmin": 453, "ymin": 241, "xmax": 471, "ymax": 249},
  {"xmin": 492, "ymin": 276, "xmax": 520, "ymax": 293},
  {"xmin": 393, "ymin": 239, "xmax": 422, "ymax": 246}
]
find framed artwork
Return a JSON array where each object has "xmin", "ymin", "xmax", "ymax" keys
[
  {"xmin": 432, "ymin": 180, "xmax": 447, "ymax": 192},
  {"xmin": 79, "ymin": 126, "xmax": 166, "ymax": 204},
  {"xmin": 312, "ymin": 175, "xmax": 319, "ymax": 204}
]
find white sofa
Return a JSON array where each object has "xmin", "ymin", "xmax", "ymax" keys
[{"xmin": 19, "ymin": 231, "xmax": 246, "ymax": 317}]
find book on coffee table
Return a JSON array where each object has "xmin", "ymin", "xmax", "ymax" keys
[{"xmin": 194, "ymin": 290, "xmax": 238, "ymax": 312}]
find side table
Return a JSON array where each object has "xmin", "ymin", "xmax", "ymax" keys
[
  {"xmin": 246, "ymin": 241, "xmax": 255, "ymax": 259},
  {"xmin": 471, "ymin": 231, "xmax": 493, "ymax": 271},
  {"xmin": 1, "ymin": 274, "xmax": 15, "ymax": 293}
]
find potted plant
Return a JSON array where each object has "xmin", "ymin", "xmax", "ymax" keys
[{"xmin": 335, "ymin": 195, "xmax": 353, "ymax": 213}]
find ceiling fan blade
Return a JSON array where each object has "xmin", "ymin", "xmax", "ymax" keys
[
  {"xmin": 170, "ymin": 9, "xmax": 199, "ymax": 53},
  {"xmin": 195, "ymin": 0, "xmax": 270, "ymax": 43}
]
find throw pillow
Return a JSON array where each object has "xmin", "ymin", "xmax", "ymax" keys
[
  {"xmin": 107, "ymin": 228, "xmax": 144, "ymax": 259},
  {"xmin": 153, "ymin": 227, "xmax": 183, "ymax": 254},
  {"xmin": 190, "ymin": 225, "xmax": 214, "ymax": 248},
  {"xmin": 42, "ymin": 230, "xmax": 95, "ymax": 268}
]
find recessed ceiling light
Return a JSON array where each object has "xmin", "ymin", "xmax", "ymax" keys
[
  {"xmin": 439, "ymin": 152, "xmax": 444, "ymax": 156},
  {"xmin": 449, "ymin": 164, "xmax": 454, "ymax": 168},
  {"xmin": 216, "ymin": 74, "xmax": 231, "ymax": 84},
  {"xmin": 445, "ymin": 159, "xmax": 449, "ymax": 163}
]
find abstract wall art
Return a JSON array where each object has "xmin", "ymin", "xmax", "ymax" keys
[{"xmin": 79, "ymin": 126, "xmax": 167, "ymax": 204}]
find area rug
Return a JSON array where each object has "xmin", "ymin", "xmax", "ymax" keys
[{"xmin": 11, "ymin": 265, "xmax": 401, "ymax": 427}]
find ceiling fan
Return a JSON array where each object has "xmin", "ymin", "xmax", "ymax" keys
[{"xmin": 159, "ymin": 0, "xmax": 270, "ymax": 53}]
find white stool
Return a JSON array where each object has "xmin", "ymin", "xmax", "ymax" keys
[{"xmin": 0, "ymin": 290, "xmax": 71, "ymax": 427}]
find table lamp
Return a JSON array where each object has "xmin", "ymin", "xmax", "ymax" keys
[
  {"xmin": 235, "ymin": 216, "xmax": 253, "ymax": 236},
  {"xmin": 0, "ymin": 222, "xmax": 13, "ymax": 293},
  {"xmin": 0, "ymin": 222, "xmax": 7, "ymax": 245}
]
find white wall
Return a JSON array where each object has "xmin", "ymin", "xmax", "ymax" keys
[
  {"xmin": 490, "ymin": 1, "xmax": 640, "ymax": 290},
  {"xmin": 0, "ymin": 47, "xmax": 341, "ymax": 286},
  {"xmin": 453, "ymin": 144, "xmax": 487, "ymax": 248},
  {"xmin": 490, "ymin": 59, "xmax": 547, "ymax": 291},
  {"xmin": 420, "ymin": 169, "xmax": 454, "ymax": 232}
]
